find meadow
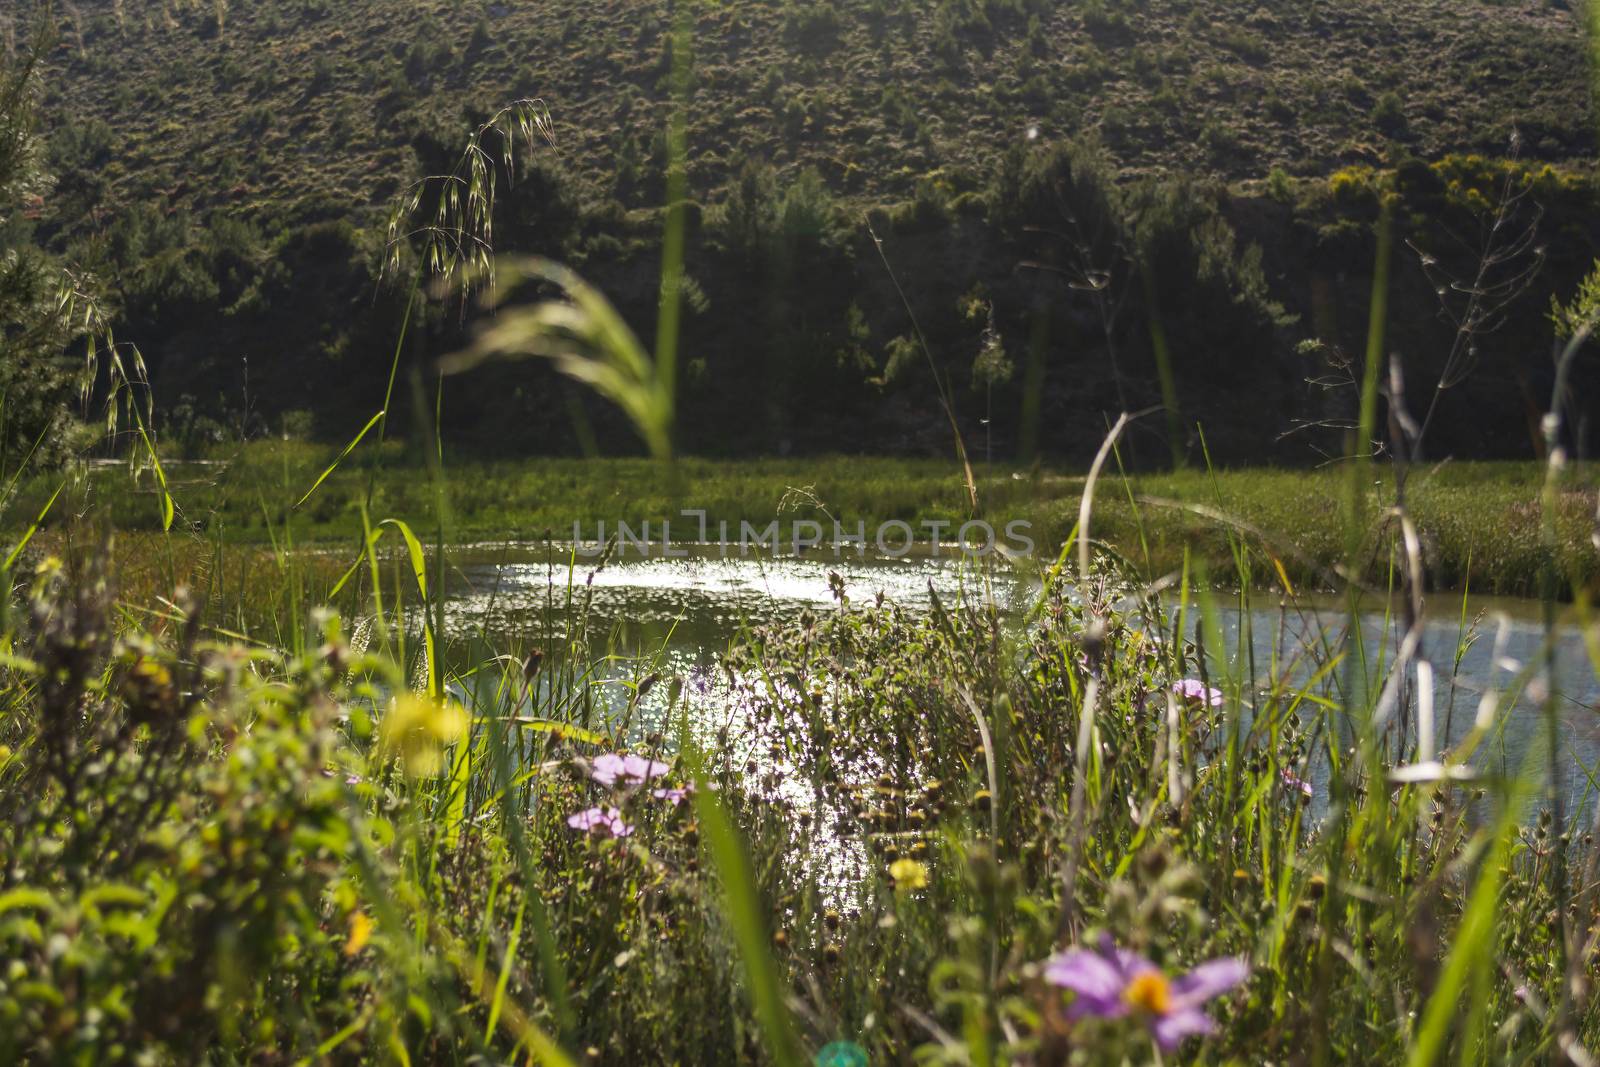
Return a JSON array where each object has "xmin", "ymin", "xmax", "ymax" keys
[
  {"xmin": 28, "ymin": 445, "xmax": 1600, "ymax": 598},
  {"xmin": 5, "ymin": 439, "xmax": 1600, "ymax": 1064},
  {"xmin": 6, "ymin": 336, "xmax": 1600, "ymax": 1067}
]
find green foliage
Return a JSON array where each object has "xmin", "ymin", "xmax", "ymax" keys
[
  {"xmin": 709, "ymin": 159, "xmax": 843, "ymax": 268},
  {"xmin": 1551, "ymin": 258, "xmax": 1600, "ymax": 341},
  {"xmin": 1215, "ymin": 23, "xmax": 1269, "ymax": 62},
  {"xmin": 36, "ymin": 0, "xmax": 1590, "ymax": 229},
  {"xmin": 0, "ymin": 26, "xmax": 161, "ymax": 471},
  {"xmin": 0, "ymin": 35, "xmax": 82, "ymax": 464},
  {"xmin": 717, "ymin": 158, "xmax": 784, "ymax": 266},
  {"xmin": 0, "ymin": 557, "xmax": 364, "ymax": 1059},
  {"xmin": 1373, "ymin": 89, "xmax": 1408, "ymax": 134},
  {"xmin": 778, "ymin": 168, "xmax": 838, "ymax": 246},
  {"xmin": 968, "ymin": 301, "xmax": 1012, "ymax": 389},
  {"xmin": 1081, "ymin": 0, "xmax": 1130, "ymax": 39},
  {"xmin": 45, "ymin": 116, "xmax": 111, "ymax": 218},
  {"xmin": 1265, "ymin": 164, "xmax": 1293, "ymax": 202},
  {"xmin": 0, "ymin": 509, "xmax": 1587, "ymax": 1060},
  {"xmin": 880, "ymin": 332, "xmax": 920, "ymax": 384},
  {"xmin": 2, "ymin": 0, "xmax": 1590, "ymax": 465},
  {"xmin": 0, "ymin": 1, "xmax": 1594, "ymax": 1053},
  {"xmin": 1131, "ymin": 179, "xmax": 1287, "ymax": 330}
]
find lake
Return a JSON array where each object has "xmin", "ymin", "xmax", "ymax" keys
[{"xmin": 441, "ymin": 541, "xmax": 1600, "ymax": 815}]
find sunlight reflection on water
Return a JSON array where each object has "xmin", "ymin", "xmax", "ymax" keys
[{"xmin": 442, "ymin": 542, "xmax": 1600, "ymax": 822}]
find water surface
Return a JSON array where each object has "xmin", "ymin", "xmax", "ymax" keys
[{"xmin": 441, "ymin": 542, "xmax": 1600, "ymax": 812}]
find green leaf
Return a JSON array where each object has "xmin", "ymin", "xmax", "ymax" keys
[
  {"xmin": 504, "ymin": 717, "xmax": 606, "ymax": 745},
  {"xmin": 0, "ymin": 888, "xmax": 54, "ymax": 915}
]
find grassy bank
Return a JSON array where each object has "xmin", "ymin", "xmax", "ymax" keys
[
  {"xmin": 27, "ymin": 444, "xmax": 1600, "ymax": 598},
  {"xmin": 2, "ymin": 513, "xmax": 1594, "ymax": 1062}
]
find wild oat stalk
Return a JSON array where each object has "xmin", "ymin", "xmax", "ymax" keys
[
  {"xmin": 441, "ymin": 257, "xmax": 674, "ymax": 461},
  {"xmin": 382, "ymin": 99, "xmax": 555, "ymax": 301},
  {"xmin": 427, "ymin": 15, "xmax": 693, "ymax": 462}
]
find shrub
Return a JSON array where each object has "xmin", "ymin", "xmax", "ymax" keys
[
  {"xmin": 1328, "ymin": 164, "xmax": 1381, "ymax": 205},
  {"xmin": 782, "ymin": 1, "xmax": 845, "ymax": 52},
  {"xmin": 1081, "ymin": 0, "xmax": 1129, "ymax": 39},
  {"xmin": 1374, "ymin": 90, "xmax": 1407, "ymax": 134},
  {"xmin": 1216, "ymin": 25, "xmax": 1269, "ymax": 63},
  {"xmin": 1265, "ymin": 164, "xmax": 1293, "ymax": 202}
]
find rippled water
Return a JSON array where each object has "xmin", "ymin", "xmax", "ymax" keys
[
  {"xmin": 445, "ymin": 541, "xmax": 1024, "ymax": 648},
  {"xmin": 441, "ymin": 542, "xmax": 1600, "ymax": 813}
]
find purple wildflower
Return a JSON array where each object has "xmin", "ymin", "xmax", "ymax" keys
[
  {"xmin": 566, "ymin": 805, "xmax": 634, "ymax": 838},
  {"xmin": 589, "ymin": 752, "xmax": 670, "ymax": 788},
  {"xmin": 1173, "ymin": 679, "xmax": 1224, "ymax": 708},
  {"xmin": 1281, "ymin": 769, "xmax": 1313, "ymax": 798},
  {"xmin": 651, "ymin": 783, "xmax": 695, "ymax": 806},
  {"xmin": 1043, "ymin": 935, "xmax": 1248, "ymax": 1052}
]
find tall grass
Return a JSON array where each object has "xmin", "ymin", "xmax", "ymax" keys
[{"xmin": 6, "ymin": 496, "xmax": 1598, "ymax": 1063}]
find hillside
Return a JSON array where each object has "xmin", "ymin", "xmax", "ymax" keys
[
  {"xmin": 7, "ymin": 0, "xmax": 1599, "ymax": 469},
  {"xmin": 30, "ymin": 0, "xmax": 1593, "ymax": 223}
]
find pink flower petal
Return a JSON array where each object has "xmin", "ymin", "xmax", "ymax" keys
[
  {"xmin": 1173, "ymin": 679, "xmax": 1224, "ymax": 707},
  {"xmin": 622, "ymin": 754, "xmax": 670, "ymax": 782},
  {"xmin": 1151, "ymin": 1007, "xmax": 1215, "ymax": 1051},
  {"xmin": 1171, "ymin": 957, "xmax": 1249, "ymax": 1006},
  {"xmin": 652, "ymin": 784, "xmax": 693, "ymax": 805},
  {"xmin": 1044, "ymin": 944, "xmax": 1143, "ymax": 1018},
  {"xmin": 589, "ymin": 754, "xmax": 627, "ymax": 786}
]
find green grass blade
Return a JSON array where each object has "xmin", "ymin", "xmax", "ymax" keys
[
  {"xmin": 135, "ymin": 422, "xmax": 174, "ymax": 531},
  {"xmin": 1405, "ymin": 820, "xmax": 1515, "ymax": 1067},
  {"xmin": 379, "ymin": 517, "xmax": 438, "ymax": 698},
  {"xmin": 296, "ymin": 409, "xmax": 385, "ymax": 510},
  {"xmin": 693, "ymin": 782, "xmax": 804, "ymax": 1067},
  {"xmin": 484, "ymin": 896, "xmax": 526, "ymax": 1043},
  {"xmin": 4, "ymin": 481, "xmax": 63, "ymax": 570}
]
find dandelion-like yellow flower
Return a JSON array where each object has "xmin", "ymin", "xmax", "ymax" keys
[
  {"xmin": 889, "ymin": 858, "xmax": 927, "ymax": 892},
  {"xmin": 379, "ymin": 693, "xmax": 467, "ymax": 776},
  {"xmin": 344, "ymin": 910, "xmax": 373, "ymax": 956}
]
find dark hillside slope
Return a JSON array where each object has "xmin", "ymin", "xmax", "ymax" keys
[
  {"xmin": 33, "ymin": 0, "xmax": 1591, "ymax": 219},
  {"xmin": 11, "ymin": 0, "xmax": 1599, "ymax": 465}
]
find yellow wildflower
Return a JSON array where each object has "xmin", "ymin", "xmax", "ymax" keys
[
  {"xmin": 344, "ymin": 910, "xmax": 373, "ymax": 956},
  {"xmin": 379, "ymin": 693, "xmax": 467, "ymax": 776},
  {"xmin": 889, "ymin": 858, "xmax": 927, "ymax": 892}
]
